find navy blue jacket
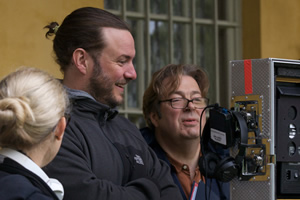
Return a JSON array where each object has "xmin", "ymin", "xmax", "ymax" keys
[
  {"xmin": 0, "ymin": 158, "xmax": 58, "ymax": 200},
  {"xmin": 140, "ymin": 127, "xmax": 230, "ymax": 200}
]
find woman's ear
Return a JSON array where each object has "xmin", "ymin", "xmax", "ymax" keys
[
  {"xmin": 72, "ymin": 48, "xmax": 89, "ymax": 75},
  {"xmin": 54, "ymin": 117, "xmax": 66, "ymax": 141}
]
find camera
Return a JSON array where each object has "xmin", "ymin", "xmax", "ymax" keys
[
  {"xmin": 200, "ymin": 102, "xmax": 266, "ymax": 182},
  {"xmin": 209, "ymin": 58, "xmax": 300, "ymax": 200}
]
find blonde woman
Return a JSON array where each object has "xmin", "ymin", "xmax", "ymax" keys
[{"xmin": 0, "ymin": 67, "xmax": 69, "ymax": 200}]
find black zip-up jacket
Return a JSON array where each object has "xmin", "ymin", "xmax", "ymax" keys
[{"xmin": 44, "ymin": 91, "xmax": 182, "ymax": 200}]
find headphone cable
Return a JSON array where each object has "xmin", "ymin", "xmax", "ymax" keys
[{"xmin": 199, "ymin": 103, "xmax": 219, "ymax": 200}]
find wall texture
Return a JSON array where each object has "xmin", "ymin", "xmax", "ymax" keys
[
  {"xmin": 243, "ymin": 0, "xmax": 300, "ymax": 60},
  {"xmin": 0, "ymin": 0, "xmax": 103, "ymax": 78}
]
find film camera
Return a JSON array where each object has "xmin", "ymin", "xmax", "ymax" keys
[{"xmin": 201, "ymin": 58, "xmax": 300, "ymax": 200}]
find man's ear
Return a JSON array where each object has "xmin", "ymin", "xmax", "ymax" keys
[
  {"xmin": 54, "ymin": 117, "xmax": 66, "ymax": 141},
  {"xmin": 72, "ymin": 48, "xmax": 89, "ymax": 75},
  {"xmin": 149, "ymin": 112, "xmax": 159, "ymax": 128}
]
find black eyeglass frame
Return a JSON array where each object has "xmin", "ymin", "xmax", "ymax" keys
[{"xmin": 158, "ymin": 97, "xmax": 209, "ymax": 109}]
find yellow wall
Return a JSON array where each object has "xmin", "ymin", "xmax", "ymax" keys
[
  {"xmin": 243, "ymin": 0, "xmax": 300, "ymax": 60},
  {"xmin": 0, "ymin": 0, "xmax": 103, "ymax": 79},
  {"xmin": 2, "ymin": 0, "xmax": 299, "ymax": 78}
]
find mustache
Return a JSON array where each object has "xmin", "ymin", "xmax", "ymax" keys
[{"xmin": 116, "ymin": 79, "xmax": 130, "ymax": 85}]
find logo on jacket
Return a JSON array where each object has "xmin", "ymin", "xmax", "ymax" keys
[{"xmin": 134, "ymin": 154, "xmax": 144, "ymax": 165}]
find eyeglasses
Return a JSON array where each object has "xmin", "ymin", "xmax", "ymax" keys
[{"xmin": 159, "ymin": 97, "xmax": 209, "ymax": 109}]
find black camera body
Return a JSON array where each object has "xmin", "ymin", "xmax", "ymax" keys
[{"xmin": 209, "ymin": 107, "xmax": 235, "ymax": 148}]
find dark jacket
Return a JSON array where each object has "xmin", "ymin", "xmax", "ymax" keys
[
  {"xmin": 140, "ymin": 127, "xmax": 230, "ymax": 200},
  {"xmin": 44, "ymin": 92, "xmax": 183, "ymax": 200},
  {"xmin": 0, "ymin": 158, "xmax": 58, "ymax": 200}
]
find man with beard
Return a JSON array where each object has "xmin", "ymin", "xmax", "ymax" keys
[
  {"xmin": 141, "ymin": 64, "xmax": 230, "ymax": 200},
  {"xmin": 43, "ymin": 7, "xmax": 182, "ymax": 200}
]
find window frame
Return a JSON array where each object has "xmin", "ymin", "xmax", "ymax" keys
[{"xmin": 105, "ymin": 0, "xmax": 242, "ymax": 127}]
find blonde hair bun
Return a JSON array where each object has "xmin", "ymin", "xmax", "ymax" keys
[{"xmin": 0, "ymin": 67, "xmax": 69, "ymax": 150}]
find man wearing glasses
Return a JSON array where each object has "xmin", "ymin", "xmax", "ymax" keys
[{"xmin": 141, "ymin": 64, "xmax": 229, "ymax": 200}]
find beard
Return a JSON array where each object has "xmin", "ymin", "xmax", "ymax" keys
[{"xmin": 88, "ymin": 58, "xmax": 123, "ymax": 108}]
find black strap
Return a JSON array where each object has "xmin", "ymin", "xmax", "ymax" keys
[{"xmin": 232, "ymin": 111, "xmax": 248, "ymax": 165}]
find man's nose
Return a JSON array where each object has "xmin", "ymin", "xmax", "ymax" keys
[{"xmin": 125, "ymin": 62, "xmax": 137, "ymax": 80}]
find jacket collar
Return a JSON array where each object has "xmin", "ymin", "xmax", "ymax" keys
[
  {"xmin": 0, "ymin": 148, "xmax": 64, "ymax": 200},
  {"xmin": 65, "ymin": 86, "xmax": 118, "ymax": 121},
  {"xmin": 140, "ymin": 127, "xmax": 188, "ymax": 199},
  {"xmin": 140, "ymin": 127, "xmax": 169, "ymax": 162}
]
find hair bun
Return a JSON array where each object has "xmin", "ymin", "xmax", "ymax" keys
[{"xmin": 0, "ymin": 97, "xmax": 34, "ymax": 131}]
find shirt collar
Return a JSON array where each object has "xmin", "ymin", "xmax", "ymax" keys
[{"xmin": 0, "ymin": 148, "xmax": 64, "ymax": 200}]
